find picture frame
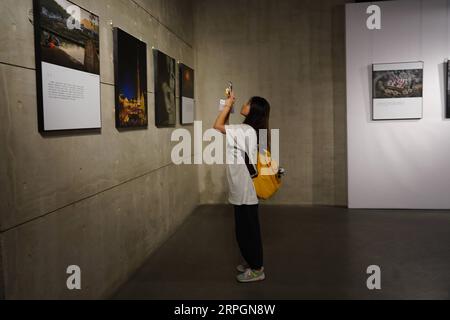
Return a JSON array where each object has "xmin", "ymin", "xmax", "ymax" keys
[
  {"xmin": 154, "ymin": 49, "xmax": 176, "ymax": 128},
  {"xmin": 446, "ymin": 60, "xmax": 450, "ymax": 119},
  {"xmin": 33, "ymin": 0, "xmax": 101, "ymax": 132},
  {"xmin": 113, "ymin": 28, "xmax": 148, "ymax": 129},
  {"xmin": 372, "ymin": 62, "xmax": 424, "ymax": 121},
  {"xmin": 179, "ymin": 63, "xmax": 195, "ymax": 125}
]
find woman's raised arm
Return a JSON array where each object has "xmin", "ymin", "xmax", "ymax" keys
[{"xmin": 213, "ymin": 92, "xmax": 235, "ymax": 134}]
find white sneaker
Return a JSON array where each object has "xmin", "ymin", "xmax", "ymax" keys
[
  {"xmin": 236, "ymin": 268, "xmax": 266, "ymax": 283},
  {"xmin": 237, "ymin": 263, "xmax": 265, "ymax": 273}
]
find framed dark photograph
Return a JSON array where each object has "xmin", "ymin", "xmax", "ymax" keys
[
  {"xmin": 179, "ymin": 63, "xmax": 195, "ymax": 125},
  {"xmin": 113, "ymin": 28, "xmax": 148, "ymax": 129},
  {"xmin": 372, "ymin": 62, "xmax": 423, "ymax": 120},
  {"xmin": 33, "ymin": 0, "xmax": 101, "ymax": 132},
  {"xmin": 154, "ymin": 49, "xmax": 176, "ymax": 127},
  {"xmin": 447, "ymin": 61, "xmax": 450, "ymax": 119}
]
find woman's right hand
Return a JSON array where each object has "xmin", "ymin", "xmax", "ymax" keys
[
  {"xmin": 225, "ymin": 91, "xmax": 236, "ymax": 109},
  {"xmin": 213, "ymin": 91, "xmax": 235, "ymax": 134}
]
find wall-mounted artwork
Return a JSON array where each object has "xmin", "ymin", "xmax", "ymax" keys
[
  {"xmin": 179, "ymin": 63, "xmax": 195, "ymax": 125},
  {"xmin": 447, "ymin": 61, "xmax": 450, "ymax": 119},
  {"xmin": 113, "ymin": 28, "xmax": 148, "ymax": 128},
  {"xmin": 154, "ymin": 50, "xmax": 176, "ymax": 127},
  {"xmin": 33, "ymin": 0, "xmax": 101, "ymax": 132},
  {"xmin": 372, "ymin": 62, "xmax": 423, "ymax": 120}
]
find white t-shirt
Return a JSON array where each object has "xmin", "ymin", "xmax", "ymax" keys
[{"xmin": 225, "ymin": 124, "xmax": 258, "ymax": 205}]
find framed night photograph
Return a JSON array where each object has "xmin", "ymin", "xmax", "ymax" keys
[
  {"xmin": 179, "ymin": 63, "xmax": 194, "ymax": 125},
  {"xmin": 113, "ymin": 28, "xmax": 148, "ymax": 129},
  {"xmin": 154, "ymin": 49, "xmax": 176, "ymax": 127},
  {"xmin": 372, "ymin": 62, "xmax": 423, "ymax": 120},
  {"xmin": 33, "ymin": 0, "xmax": 101, "ymax": 132}
]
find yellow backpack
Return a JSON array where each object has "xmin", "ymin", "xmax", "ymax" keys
[{"xmin": 252, "ymin": 149, "xmax": 282, "ymax": 200}]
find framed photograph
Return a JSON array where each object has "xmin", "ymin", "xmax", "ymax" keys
[
  {"xmin": 33, "ymin": 0, "xmax": 101, "ymax": 132},
  {"xmin": 372, "ymin": 62, "xmax": 423, "ymax": 120},
  {"xmin": 154, "ymin": 49, "xmax": 176, "ymax": 127},
  {"xmin": 179, "ymin": 63, "xmax": 194, "ymax": 125},
  {"xmin": 447, "ymin": 61, "xmax": 450, "ymax": 119},
  {"xmin": 113, "ymin": 28, "xmax": 148, "ymax": 129}
]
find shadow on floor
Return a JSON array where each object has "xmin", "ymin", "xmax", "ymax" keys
[{"xmin": 113, "ymin": 205, "xmax": 450, "ymax": 300}]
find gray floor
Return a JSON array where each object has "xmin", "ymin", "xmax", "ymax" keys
[{"xmin": 113, "ymin": 205, "xmax": 450, "ymax": 300}]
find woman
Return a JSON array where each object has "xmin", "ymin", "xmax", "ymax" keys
[{"xmin": 213, "ymin": 91, "xmax": 271, "ymax": 283}]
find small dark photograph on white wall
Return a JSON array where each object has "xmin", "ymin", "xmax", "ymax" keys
[
  {"xmin": 447, "ymin": 61, "xmax": 450, "ymax": 119},
  {"xmin": 372, "ymin": 62, "xmax": 423, "ymax": 120}
]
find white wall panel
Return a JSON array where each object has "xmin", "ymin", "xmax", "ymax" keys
[{"xmin": 346, "ymin": 0, "xmax": 450, "ymax": 209}]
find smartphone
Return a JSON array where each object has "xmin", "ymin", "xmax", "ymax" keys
[
  {"xmin": 220, "ymin": 81, "xmax": 235, "ymax": 113},
  {"xmin": 225, "ymin": 81, "xmax": 233, "ymax": 97}
]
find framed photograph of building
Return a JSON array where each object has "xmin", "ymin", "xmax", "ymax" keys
[
  {"xmin": 154, "ymin": 49, "xmax": 176, "ymax": 127},
  {"xmin": 33, "ymin": 0, "xmax": 101, "ymax": 132},
  {"xmin": 179, "ymin": 63, "xmax": 194, "ymax": 125},
  {"xmin": 372, "ymin": 62, "xmax": 423, "ymax": 120},
  {"xmin": 113, "ymin": 28, "xmax": 148, "ymax": 129}
]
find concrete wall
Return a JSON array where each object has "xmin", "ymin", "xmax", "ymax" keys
[
  {"xmin": 0, "ymin": 0, "xmax": 197, "ymax": 299},
  {"xmin": 346, "ymin": 0, "xmax": 450, "ymax": 209},
  {"xmin": 193, "ymin": 0, "xmax": 350, "ymax": 206}
]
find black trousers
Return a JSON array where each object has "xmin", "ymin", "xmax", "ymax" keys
[{"xmin": 234, "ymin": 204, "xmax": 264, "ymax": 270}]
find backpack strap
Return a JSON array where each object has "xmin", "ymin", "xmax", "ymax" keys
[{"xmin": 244, "ymin": 151, "xmax": 258, "ymax": 179}]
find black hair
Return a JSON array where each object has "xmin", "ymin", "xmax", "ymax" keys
[{"xmin": 243, "ymin": 96, "xmax": 271, "ymax": 149}]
